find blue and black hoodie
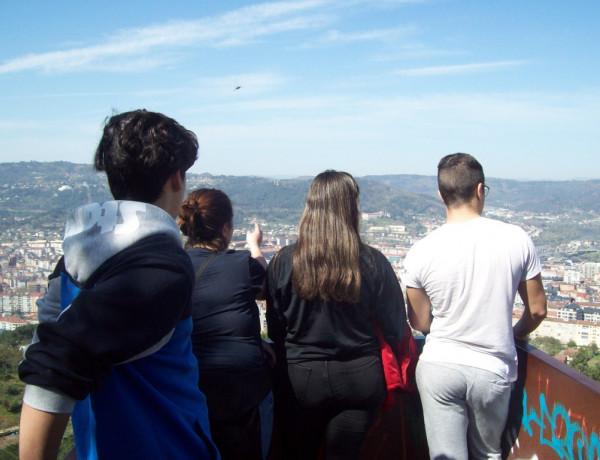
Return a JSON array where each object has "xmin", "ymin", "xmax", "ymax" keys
[{"xmin": 19, "ymin": 200, "xmax": 220, "ymax": 460}]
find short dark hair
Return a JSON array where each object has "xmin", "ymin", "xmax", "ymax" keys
[
  {"xmin": 437, "ymin": 153, "xmax": 485, "ymax": 207},
  {"xmin": 178, "ymin": 189, "xmax": 233, "ymax": 251},
  {"xmin": 94, "ymin": 109, "xmax": 198, "ymax": 203}
]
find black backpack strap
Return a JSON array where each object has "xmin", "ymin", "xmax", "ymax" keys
[{"xmin": 194, "ymin": 252, "xmax": 217, "ymax": 282}]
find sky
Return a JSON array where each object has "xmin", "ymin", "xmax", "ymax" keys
[{"xmin": 1, "ymin": 0, "xmax": 599, "ymax": 181}]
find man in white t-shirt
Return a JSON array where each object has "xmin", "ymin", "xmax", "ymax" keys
[{"xmin": 402, "ymin": 153, "xmax": 547, "ymax": 460}]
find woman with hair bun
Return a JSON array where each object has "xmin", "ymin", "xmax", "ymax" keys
[
  {"xmin": 266, "ymin": 170, "xmax": 411, "ymax": 460},
  {"xmin": 178, "ymin": 188, "xmax": 274, "ymax": 460}
]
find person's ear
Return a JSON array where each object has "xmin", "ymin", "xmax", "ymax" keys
[
  {"xmin": 475, "ymin": 183, "xmax": 484, "ymax": 200},
  {"xmin": 437, "ymin": 190, "xmax": 445, "ymax": 204},
  {"xmin": 222, "ymin": 221, "xmax": 231, "ymax": 236}
]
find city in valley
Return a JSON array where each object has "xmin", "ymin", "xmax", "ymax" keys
[{"xmin": 2, "ymin": 192, "xmax": 599, "ymax": 363}]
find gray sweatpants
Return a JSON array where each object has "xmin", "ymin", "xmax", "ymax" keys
[{"xmin": 416, "ymin": 361, "xmax": 512, "ymax": 460}]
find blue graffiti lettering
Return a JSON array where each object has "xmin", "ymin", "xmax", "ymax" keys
[{"xmin": 522, "ymin": 390, "xmax": 600, "ymax": 460}]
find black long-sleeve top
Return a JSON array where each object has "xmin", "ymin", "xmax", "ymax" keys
[{"xmin": 266, "ymin": 244, "xmax": 407, "ymax": 364}]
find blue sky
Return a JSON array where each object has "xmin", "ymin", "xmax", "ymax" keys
[{"xmin": 1, "ymin": 0, "xmax": 598, "ymax": 180}]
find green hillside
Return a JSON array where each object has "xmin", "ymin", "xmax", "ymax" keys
[{"xmin": 1, "ymin": 161, "xmax": 599, "ymax": 241}]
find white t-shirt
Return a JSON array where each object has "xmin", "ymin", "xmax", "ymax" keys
[{"xmin": 402, "ymin": 217, "xmax": 541, "ymax": 381}]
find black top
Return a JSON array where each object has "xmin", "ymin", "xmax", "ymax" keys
[
  {"xmin": 188, "ymin": 248, "xmax": 266, "ymax": 373},
  {"xmin": 266, "ymin": 244, "xmax": 407, "ymax": 364}
]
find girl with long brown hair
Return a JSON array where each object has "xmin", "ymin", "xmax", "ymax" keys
[{"xmin": 266, "ymin": 170, "xmax": 409, "ymax": 460}]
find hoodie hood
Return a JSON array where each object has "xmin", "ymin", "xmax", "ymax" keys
[{"xmin": 63, "ymin": 200, "xmax": 182, "ymax": 284}]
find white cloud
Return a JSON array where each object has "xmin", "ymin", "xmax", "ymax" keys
[
  {"xmin": 1, "ymin": 88, "xmax": 598, "ymax": 179},
  {"xmin": 395, "ymin": 61, "xmax": 527, "ymax": 76},
  {"xmin": 374, "ymin": 44, "xmax": 465, "ymax": 61},
  {"xmin": 321, "ymin": 26, "xmax": 417, "ymax": 44},
  {"xmin": 186, "ymin": 89, "xmax": 600, "ymax": 147},
  {"xmin": 185, "ymin": 88, "xmax": 599, "ymax": 178},
  {"xmin": 0, "ymin": 120, "xmax": 46, "ymax": 131},
  {"xmin": 0, "ymin": 0, "xmax": 332, "ymax": 75}
]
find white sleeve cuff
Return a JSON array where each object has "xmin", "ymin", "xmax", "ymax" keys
[{"xmin": 23, "ymin": 384, "xmax": 76, "ymax": 414}]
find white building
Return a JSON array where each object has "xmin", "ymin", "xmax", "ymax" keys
[
  {"xmin": 388, "ymin": 225, "xmax": 406, "ymax": 234},
  {"xmin": 582, "ymin": 263, "xmax": 600, "ymax": 281},
  {"xmin": 524, "ymin": 316, "xmax": 600, "ymax": 347},
  {"xmin": 564, "ymin": 269, "xmax": 582, "ymax": 284},
  {"xmin": 0, "ymin": 316, "xmax": 29, "ymax": 331},
  {"xmin": 0, "ymin": 293, "xmax": 40, "ymax": 315},
  {"xmin": 583, "ymin": 307, "xmax": 600, "ymax": 323},
  {"xmin": 556, "ymin": 303, "xmax": 584, "ymax": 321}
]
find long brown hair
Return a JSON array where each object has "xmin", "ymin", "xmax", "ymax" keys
[
  {"xmin": 178, "ymin": 188, "xmax": 233, "ymax": 250},
  {"xmin": 292, "ymin": 170, "xmax": 362, "ymax": 303}
]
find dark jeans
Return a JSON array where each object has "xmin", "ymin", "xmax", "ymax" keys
[
  {"xmin": 198, "ymin": 365, "xmax": 272, "ymax": 460},
  {"xmin": 275, "ymin": 355, "xmax": 385, "ymax": 460},
  {"xmin": 209, "ymin": 404, "xmax": 263, "ymax": 460}
]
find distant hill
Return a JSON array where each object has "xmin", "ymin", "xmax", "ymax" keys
[
  {"xmin": 187, "ymin": 174, "xmax": 443, "ymax": 223},
  {"xmin": 1, "ymin": 162, "xmax": 599, "ymax": 236},
  {"xmin": 0, "ymin": 162, "xmax": 112, "ymax": 236},
  {"xmin": 363, "ymin": 174, "xmax": 600, "ymax": 215},
  {"xmin": 0, "ymin": 162, "xmax": 442, "ymax": 234}
]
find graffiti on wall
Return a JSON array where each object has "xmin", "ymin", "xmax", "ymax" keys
[{"xmin": 521, "ymin": 390, "xmax": 600, "ymax": 460}]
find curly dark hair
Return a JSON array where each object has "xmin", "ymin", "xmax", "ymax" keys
[
  {"xmin": 178, "ymin": 188, "xmax": 233, "ymax": 250},
  {"xmin": 94, "ymin": 109, "xmax": 198, "ymax": 203}
]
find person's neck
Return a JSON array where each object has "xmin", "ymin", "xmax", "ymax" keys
[
  {"xmin": 152, "ymin": 195, "xmax": 177, "ymax": 219},
  {"xmin": 190, "ymin": 244, "xmax": 219, "ymax": 250},
  {"xmin": 445, "ymin": 204, "xmax": 482, "ymax": 224}
]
